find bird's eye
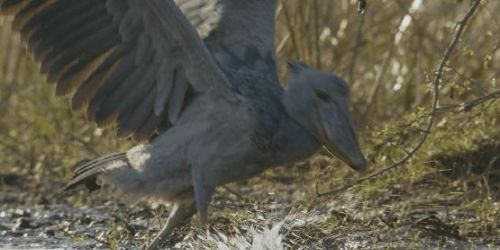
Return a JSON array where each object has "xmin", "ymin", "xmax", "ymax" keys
[{"xmin": 315, "ymin": 90, "xmax": 332, "ymax": 102}]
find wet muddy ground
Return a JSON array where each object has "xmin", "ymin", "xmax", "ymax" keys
[{"xmin": 1, "ymin": 167, "xmax": 498, "ymax": 249}]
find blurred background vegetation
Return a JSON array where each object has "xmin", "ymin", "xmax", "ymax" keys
[{"xmin": 0, "ymin": 0, "xmax": 499, "ymax": 247}]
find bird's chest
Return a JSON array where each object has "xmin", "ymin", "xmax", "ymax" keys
[
  {"xmin": 267, "ymin": 118, "xmax": 321, "ymax": 165},
  {"xmin": 230, "ymin": 82, "xmax": 284, "ymax": 151},
  {"xmin": 242, "ymin": 101, "xmax": 284, "ymax": 159}
]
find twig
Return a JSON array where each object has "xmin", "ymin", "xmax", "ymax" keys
[
  {"xmin": 222, "ymin": 185, "xmax": 245, "ymax": 200},
  {"xmin": 362, "ymin": 37, "xmax": 396, "ymax": 118},
  {"xmin": 357, "ymin": 0, "xmax": 367, "ymax": 14},
  {"xmin": 362, "ymin": 0, "xmax": 424, "ymax": 119},
  {"xmin": 317, "ymin": 0, "xmax": 483, "ymax": 197},
  {"xmin": 436, "ymin": 89, "xmax": 500, "ymax": 113},
  {"xmin": 281, "ymin": 1, "xmax": 301, "ymax": 60},
  {"xmin": 348, "ymin": 11, "xmax": 366, "ymax": 83},
  {"xmin": 313, "ymin": 0, "xmax": 321, "ymax": 69},
  {"xmin": 462, "ymin": 89, "xmax": 500, "ymax": 111}
]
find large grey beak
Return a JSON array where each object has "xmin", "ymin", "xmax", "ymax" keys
[{"xmin": 314, "ymin": 100, "xmax": 367, "ymax": 172}]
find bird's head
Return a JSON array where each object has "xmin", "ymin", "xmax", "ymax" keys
[{"xmin": 284, "ymin": 62, "xmax": 367, "ymax": 172}]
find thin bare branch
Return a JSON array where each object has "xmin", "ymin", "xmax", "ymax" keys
[
  {"xmin": 281, "ymin": 1, "xmax": 301, "ymax": 60},
  {"xmin": 436, "ymin": 89, "xmax": 500, "ymax": 112},
  {"xmin": 348, "ymin": 12, "xmax": 366, "ymax": 83}
]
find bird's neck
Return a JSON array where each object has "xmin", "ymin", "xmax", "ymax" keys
[
  {"xmin": 272, "ymin": 114, "xmax": 322, "ymax": 165},
  {"xmin": 269, "ymin": 86, "xmax": 322, "ymax": 164}
]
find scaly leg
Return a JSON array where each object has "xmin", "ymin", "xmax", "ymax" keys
[
  {"xmin": 144, "ymin": 200, "xmax": 196, "ymax": 250},
  {"xmin": 191, "ymin": 169, "xmax": 215, "ymax": 224}
]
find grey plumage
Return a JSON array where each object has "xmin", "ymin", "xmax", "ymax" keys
[
  {"xmin": 1, "ymin": 0, "xmax": 231, "ymax": 141},
  {"xmin": 0, "ymin": 0, "xmax": 367, "ymax": 249}
]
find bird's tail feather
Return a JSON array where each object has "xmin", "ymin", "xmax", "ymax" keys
[{"xmin": 64, "ymin": 152, "xmax": 130, "ymax": 191}]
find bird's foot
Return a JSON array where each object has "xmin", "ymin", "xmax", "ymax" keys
[{"xmin": 142, "ymin": 236, "xmax": 171, "ymax": 250}]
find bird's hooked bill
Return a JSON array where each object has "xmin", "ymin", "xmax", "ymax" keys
[
  {"xmin": 315, "ymin": 99, "xmax": 367, "ymax": 172},
  {"xmin": 321, "ymin": 131, "xmax": 367, "ymax": 172}
]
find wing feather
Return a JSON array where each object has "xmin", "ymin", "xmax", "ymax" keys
[
  {"xmin": 167, "ymin": 69, "xmax": 189, "ymax": 124},
  {"xmin": 175, "ymin": 0, "xmax": 277, "ymax": 74},
  {"xmin": 136, "ymin": 113, "xmax": 163, "ymax": 141},
  {"xmin": 0, "ymin": 0, "xmax": 232, "ymax": 141},
  {"xmin": 117, "ymin": 85, "xmax": 157, "ymax": 139},
  {"xmin": 71, "ymin": 41, "xmax": 136, "ymax": 112},
  {"xmin": 29, "ymin": 1, "xmax": 106, "ymax": 61},
  {"xmin": 155, "ymin": 59, "xmax": 175, "ymax": 116}
]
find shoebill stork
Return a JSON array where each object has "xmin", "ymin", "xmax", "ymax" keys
[{"xmin": 0, "ymin": 0, "xmax": 366, "ymax": 248}]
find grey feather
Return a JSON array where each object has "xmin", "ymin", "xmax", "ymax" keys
[
  {"xmin": 136, "ymin": 112, "xmax": 163, "ymax": 141},
  {"xmin": 71, "ymin": 40, "xmax": 135, "ymax": 111},
  {"xmin": 117, "ymin": 86, "xmax": 156, "ymax": 139},
  {"xmin": 64, "ymin": 152, "xmax": 129, "ymax": 191},
  {"xmin": 136, "ymin": 34, "xmax": 151, "ymax": 65},
  {"xmin": 155, "ymin": 59, "xmax": 175, "ymax": 116},
  {"xmin": 168, "ymin": 69, "xmax": 188, "ymax": 124},
  {"xmin": 1, "ymin": 1, "xmax": 368, "ymax": 250},
  {"xmin": 3, "ymin": 0, "xmax": 232, "ymax": 139},
  {"xmin": 0, "ymin": 0, "xmax": 29, "ymax": 15}
]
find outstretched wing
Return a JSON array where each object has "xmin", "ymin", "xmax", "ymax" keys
[
  {"xmin": 175, "ymin": 0, "xmax": 278, "ymax": 74},
  {"xmin": 174, "ymin": 0, "xmax": 219, "ymax": 38},
  {"xmin": 0, "ymin": 0, "xmax": 232, "ymax": 141}
]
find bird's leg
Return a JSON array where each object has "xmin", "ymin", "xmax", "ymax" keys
[
  {"xmin": 191, "ymin": 169, "xmax": 215, "ymax": 224},
  {"xmin": 144, "ymin": 200, "xmax": 196, "ymax": 250}
]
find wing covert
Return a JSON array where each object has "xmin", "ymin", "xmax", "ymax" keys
[
  {"xmin": 0, "ymin": 0, "xmax": 232, "ymax": 141},
  {"xmin": 175, "ymin": 0, "xmax": 278, "ymax": 75}
]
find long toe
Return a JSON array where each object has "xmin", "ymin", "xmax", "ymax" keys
[{"xmin": 143, "ymin": 237, "xmax": 169, "ymax": 250}]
